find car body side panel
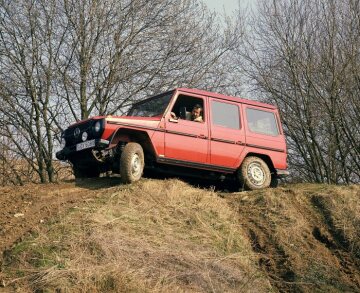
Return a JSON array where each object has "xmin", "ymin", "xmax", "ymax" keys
[
  {"xmin": 105, "ymin": 117, "xmax": 163, "ymax": 156},
  {"xmin": 150, "ymin": 119, "xmax": 166, "ymax": 157},
  {"xmin": 237, "ymin": 147, "xmax": 287, "ymax": 170}
]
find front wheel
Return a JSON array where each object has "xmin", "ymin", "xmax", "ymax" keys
[
  {"xmin": 120, "ymin": 142, "xmax": 144, "ymax": 184},
  {"xmin": 238, "ymin": 156, "xmax": 271, "ymax": 190}
]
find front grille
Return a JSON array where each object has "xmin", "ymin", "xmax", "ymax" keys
[{"xmin": 63, "ymin": 119, "xmax": 104, "ymax": 147}]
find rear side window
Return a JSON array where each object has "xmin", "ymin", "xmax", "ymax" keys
[
  {"xmin": 246, "ymin": 108, "xmax": 279, "ymax": 136},
  {"xmin": 211, "ymin": 101, "xmax": 240, "ymax": 129}
]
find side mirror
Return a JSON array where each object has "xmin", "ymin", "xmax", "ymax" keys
[
  {"xmin": 168, "ymin": 118, "xmax": 179, "ymax": 123},
  {"xmin": 179, "ymin": 107, "xmax": 187, "ymax": 119}
]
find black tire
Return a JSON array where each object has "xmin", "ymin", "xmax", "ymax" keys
[
  {"xmin": 73, "ymin": 165, "xmax": 100, "ymax": 179},
  {"xmin": 120, "ymin": 142, "xmax": 144, "ymax": 184},
  {"xmin": 238, "ymin": 156, "xmax": 271, "ymax": 190},
  {"xmin": 270, "ymin": 176, "xmax": 279, "ymax": 188}
]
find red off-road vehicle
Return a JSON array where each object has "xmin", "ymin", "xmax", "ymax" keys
[{"xmin": 56, "ymin": 88, "xmax": 289, "ymax": 190}]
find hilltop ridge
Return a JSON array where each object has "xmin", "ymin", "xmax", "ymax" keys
[{"xmin": 0, "ymin": 179, "xmax": 359, "ymax": 292}]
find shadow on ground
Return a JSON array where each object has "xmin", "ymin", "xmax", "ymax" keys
[{"xmin": 73, "ymin": 176, "xmax": 123, "ymax": 189}]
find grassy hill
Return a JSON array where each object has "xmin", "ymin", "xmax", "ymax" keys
[{"xmin": 0, "ymin": 179, "xmax": 359, "ymax": 292}]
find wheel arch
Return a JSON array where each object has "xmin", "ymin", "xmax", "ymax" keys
[
  {"xmin": 110, "ymin": 128, "xmax": 157, "ymax": 159},
  {"xmin": 242, "ymin": 152, "xmax": 276, "ymax": 174}
]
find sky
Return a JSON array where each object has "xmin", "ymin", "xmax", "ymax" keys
[{"xmin": 203, "ymin": 0, "xmax": 254, "ymax": 15}]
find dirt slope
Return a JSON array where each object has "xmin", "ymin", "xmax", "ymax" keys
[
  {"xmin": 0, "ymin": 179, "xmax": 359, "ymax": 292},
  {"xmin": 227, "ymin": 185, "xmax": 360, "ymax": 292},
  {"xmin": 0, "ymin": 179, "xmax": 122, "ymax": 255}
]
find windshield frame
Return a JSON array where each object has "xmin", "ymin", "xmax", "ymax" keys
[{"xmin": 127, "ymin": 90, "xmax": 175, "ymax": 117}]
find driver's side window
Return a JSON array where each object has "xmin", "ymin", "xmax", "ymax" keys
[{"xmin": 170, "ymin": 95, "xmax": 204, "ymax": 123}]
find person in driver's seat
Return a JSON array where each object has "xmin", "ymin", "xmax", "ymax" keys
[
  {"xmin": 170, "ymin": 104, "xmax": 204, "ymax": 122},
  {"xmin": 191, "ymin": 104, "xmax": 203, "ymax": 122}
]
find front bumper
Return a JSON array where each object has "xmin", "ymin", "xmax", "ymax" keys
[
  {"xmin": 276, "ymin": 169, "xmax": 290, "ymax": 178},
  {"xmin": 56, "ymin": 139, "xmax": 110, "ymax": 161}
]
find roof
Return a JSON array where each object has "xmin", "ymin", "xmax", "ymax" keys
[{"xmin": 176, "ymin": 88, "xmax": 277, "ymax": 110}]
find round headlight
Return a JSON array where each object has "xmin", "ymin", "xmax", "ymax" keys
[
  {"xmin": 60, "ymin": 138, "xmax": 66, "ymax": 149},
  {"xmin": 82, "ymin": 131, "xmax": 88, "ymax": 141},
  {"xmin": 94, "ymin": 121, "xmax": 101, "ymax": 132}
]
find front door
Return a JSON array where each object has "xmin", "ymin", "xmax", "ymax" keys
[{"xmin": 164, "ymin": 93, "xmax": 209, "ymax": 164}]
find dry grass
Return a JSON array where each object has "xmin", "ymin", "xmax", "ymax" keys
[
  {"xmin": 228, "ymin": 184, "xmax": 360, "ymax": 292},
  {"xmin": 3, "ymin": 181, "xmax": 360, "ymax": 292},
  {"xmin": 0, "ymin": 159, "xmax": 73, "ymax": 185},
  {"xmin": 4, "ymin": 179, "xmax": 271, "ymax": 292}
]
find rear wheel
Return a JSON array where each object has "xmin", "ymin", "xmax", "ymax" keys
[
  {"xmin": 120, "ymin": 142, "xmax": 144, "ymax": 183},
  {"xmin": 238, "ymin": 156, "xmax": 271, "ymax": 190}
]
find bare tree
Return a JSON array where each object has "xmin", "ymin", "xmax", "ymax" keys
[
  {"xmin": 54, "ymin": 0, "xmax": 243, "ymax": 122},
  {"xmin": 0, "ymin": 0, "xmax": 243, "ymax": 184},
  {"xmin": 238, "ymin": 0, "xmax": 360, "ymax": 183},
  {"xmin": 0, "ymin": 0, "xmax": 61, "ymax": 183}
]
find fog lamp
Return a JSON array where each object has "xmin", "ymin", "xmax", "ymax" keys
[{"xmin": 82, "ymin": 132, "xmax": 88, "ymax": 141}]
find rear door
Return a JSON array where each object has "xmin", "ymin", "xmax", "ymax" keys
[{"xmin": 209, "ymin": 98, "xmax": 245, "ymax": 168}]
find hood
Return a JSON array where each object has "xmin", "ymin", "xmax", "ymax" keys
[
  {"xmin": 69, "ymin": 115, "xmax": 162, "ymax": 128},
  {"xmin": 105, "ymin": 115, "xmax": 162, "ymax": 128},
  {"xmin": 68, "ymin": 116, "xmax": 106, "ymax": 128}
]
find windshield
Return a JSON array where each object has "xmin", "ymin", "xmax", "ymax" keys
[{"xmin": 127, "ymin": 91, "xmax": 174, "ymax": 117}]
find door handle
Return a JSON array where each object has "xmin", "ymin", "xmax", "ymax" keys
[
  {"xmin": 236, "ymin": 141, "xmax": 244, "ymax": 145},
  {"xmin": 198, "ymin": 134, "xmax": 207, "ymax": 139}
]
